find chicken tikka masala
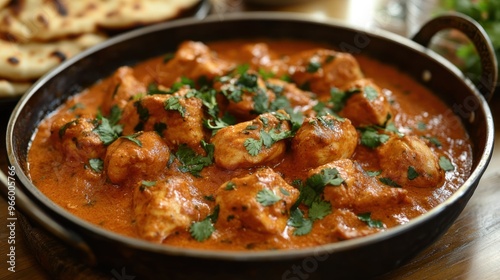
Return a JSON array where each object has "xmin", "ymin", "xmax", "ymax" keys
[{"xmin": 27, "ymin": 39, "xmax": 472, "ymax": 250}]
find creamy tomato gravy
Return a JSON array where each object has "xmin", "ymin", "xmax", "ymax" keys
[{"xmin": 27, "ymin": 39, "xmax": 472, "ymax": 250}]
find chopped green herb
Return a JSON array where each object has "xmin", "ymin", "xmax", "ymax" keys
[
  {"xmin": 225, "ymin": 181, "xmax": 236, "ymax": 190},
  {"xmin": 69, "ymin": 103, "xmax": 84, "ymax": 112},
  {"xmin": 379, "ymin": 177, "xmax": 402, "ymax": 188},
  {"xmin": 288, "ymin": 208, "xmax": 313, "ymax": 236},
  {"xmin": 439, "ymin": 156, "xmax": 454, "ymax": 171},
  {"xmin": 256, "ymin": 188, "xmax": 281, "ymax": 206},
  {"xmin": 120, "ymin": 133, "xmax": 142, "ymax": 147},
  {"xmin": 423, "ymin": 136, "xmax": 442, "ymax": 147},
  {"xmin": 147, "ymin": 82, "xmax": 170, "ymax": 95},
  {"xmin": 252, "ymin": 90, "xmax": 269, "ymax": 114},
  {"xmin": 93, "ymin": 117, "xmax": 123, "ymax": 145},
  {"xmin": 407, "ymin": 166, "xmax": 419, "ymax": 180},
  {"xmin": 360, "ymin": 127, "xmax": 390, "ymax": 148},
  {"xmin": 357, "ymin": 212, "xmax": 384, "ymax": 228},
  {"xmin": 59, "ymin": 119, "xmax": 78, "ymax": 138},
  {"xmin": 244, "ymin": 138, "xmax": 262, "ymax": 156},
  {"xmin": 279, "ymin": 187, "xmax": 290, "ymax": 196},
  {"xmin": 308, "ymin": 200, "xmax": 331, "ymax": 221},
  {"xmin": 163, "ymin": 52, "xmax": 175, "ymax": 63},
  {"xmin": 175, "ymin": 141, "xmax": 214, "ymax": 177},
  {"xmin": 88, "ymin": 158, "xmax": 103, "ymax": 173},
  {"xmin": 258, "ymin": 68, "xmax": 276, "ymax": 80},
  {"xmin": 164, "ymin": 96, "xmax": 186, "ymax": 117},
  {"xmin": 139, "ymin": 180, "xmax": 156, "ymax": 192},
  {"xmin": 364, "ymin": 85, "xmax": 379, "ymax": 101},
  {"xmin": 417, "ymin": 122, "xmax": 427, "ymax": 131},
  {"xmin": 306, "ymin": 60, "xmax": 321, "ymax": 73},
  {"xmin": 366, "ymin": 170, "xmax": 382, "ymax": 177},
  {"xmin": 189, "ymin": 205, "xmax": 219, "ymax": 242}
]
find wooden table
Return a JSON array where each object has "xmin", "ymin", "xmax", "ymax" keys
[{"xmin": 1, "ymin": 0, "xmax": 500, "ymax": 279}]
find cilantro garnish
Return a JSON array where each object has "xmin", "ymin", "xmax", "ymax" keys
[
  {"xmin": 407, "ymin": 166, "xmax": 419, "ymax": 180},
  {"xmin": 360, "ymin": 127, "xmax": 390, "ymax": 148},
  {"xmin": 439, "ymin": 156, "xmax": 454, "ymax": 171},
  {"xmin": 258, "ymin": 68, "xmax": 275, "ymax": 80},
  {"xmin": 306, "ymin": 60, "xmax": 321, "ymax": 73},
  {"xmin": 164, "ymin": 96, "xmax": 186, "ymax": 117},
  {"xmin": 139, "ymin": 180, "xmax": 156, "ymax": 192},
  {"xmin": 256, "ymin": 188, "xmax": 281, "ymax": 206},
  {"xmin": 308, "ymin": 200, "xmax": 332, "ymax": 221},
  {"xmin": 59, "ymin": 119, "xmax": 78, "ymax": 138},
  {"xmin": 93, "ymin": 117, "xmax": 123, "ymax": 145},
  {"xmin": 363, "ymin": 85, "xmax": 379, "ymax": 101},
  {"xmin": 175, "ymin": 141, "xmax": 214, "ymax": 177},
  {"xmin": 189, "ymin": 205, "xmax": 219, "ymax": 242},
  {"xmin": 366, "ymin": 170, "xmax": 381, "ymax": 177},
  {"xmin": 357, "ymin": 212, "xmax": 384, "ymax": 228},
  {"xmin": 120, "ymin": 133, "xmax": 142, "ymax": 147},
  {"xmin": 423, "ymin": 135, "xmax": 442, "ymax": 147},
  {"xmin": 147, "ymin": 82, "xmax": 170, "ymax": 95},
  {"xmin": 163, "ymin": 52, "xmax": 175, "ymax": 63},
  {"xmin": 379, "ymin": 177, "xmax": 402, "ymax": 188},
  {"xmin": 287, "ymin": 208, "xmax": 313, "ymax": 236},
  {"xmin": 88, "ymin": 158, "xmax": 103, "ymax": 173},
  {"xmin": 252, "ymin": 90, "xmax": 269, "ymax": 114},
  {"xmin": 225, "ymin": 181, "xmax": 236, "ymax": 190},
  {"xmin": 244, "ymin": 138, "xmax": 262, "ymax": 156}
]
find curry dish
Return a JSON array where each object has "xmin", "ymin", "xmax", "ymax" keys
[{"xmin": 27, "ymin": 39, "xmax": 472, "ymax": 250}]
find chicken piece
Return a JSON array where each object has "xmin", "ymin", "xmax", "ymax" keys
[
  {"xmin": 240, "ymin": 43, "xmax": 287, "ymax": 75},
  {"xmin": 288, "ymin": 48, "xmax": 363, "ymax": 97},
  {"xmin": 317, "ymin": 209, "xmax": 384, "ymax": 242},
  {"xmin": 156, "ymin": 41, "xmax": 232, "ymax": 87},
  {"xmin": 104, "ymin": 131, "xmax": 170, "ymax": 185},
  {"xmin": 101, "ymin": 66, "xmax": 147, "ymax": 114},
  {"xmin": 120, "ymin": 87, "xmax": 206, "ymax": 153},
  {"xmin": 339, "ymin": 79, "xmax": 393, "ymax": 127},
  {"xmin": 308, "ymin": 159, "xmax": 409, "ymax": 213},
  {"xmin": 50, "ymin": 115, "xmax": 106, "ymax": 163},
  {"xmin": 211, "ymin": 111, "xmax": 291, "ymax": 170},
  {"xmin": 215, "ymin": 167, "xmax": 299, "ymax": 235},
  {"xmin": 215, "ymin": 70, "xmax": 276, "ymax": 121},
  {"xmin": 133, "ymin": 176, "xmax": 210, "ymax": 242},
  {"xmin": 292, "ymin": 115, "xmax": 358, "ymax": 168},
  {"xmin": 265, "ymin": 78, "xmax": 316, "ymax": 113},
  {"xmin": 377, "ymin": 135, "xmax": 444, "ymax": 188}
]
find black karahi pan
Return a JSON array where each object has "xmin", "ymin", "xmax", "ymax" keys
[{"xmin": 1, "ymin": 12, "xmax": 496, "ymax": 279}]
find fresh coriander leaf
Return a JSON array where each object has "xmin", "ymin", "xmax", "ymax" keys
[
  {"xmin": 360, "ymin": 127, "xmax": 390, "ymax": 148},
  {"xmin": 417, "ymin": 121, "xmax": 427, "ymax": 131},
  {"xmin": 236, "ymin": 64, "xmax": 250, "ymax": 75},
  {"xmin": 120, "ymin": 133, "xmax": 142, "ymax": 147},
  {"xmin": 164, "ymin": 97, "xmax": 186, "ymax": 117},
  {"xmin": 280, "ymin": 187, "xmax": 290, "ymax": 196},
  {"xmin": 407, "ymin": 166, "xmax": 419, "ymax": 180},
  {"xmin": 147, "ymin": 82, "xmax": 170, "ymax": 95},
  {"xmin": 366, "ymin": 170, "xmax": 381, "ymax": 177},
  {"xmin": 69, "ymin": 103, "xmax": 84, "ymax": 112},
  {"xmin": 256, "ymin": 188, "xmax": 281, "ymax": 206},
  {"xmin": 244, "ymin": 138, "xmax": 262, "ymax": 156},
  {"xmin": 266, "ymin": 82, "xmax": 284, "ymax": 94},
  {"xmin": 306, "ymin": 60, "xmax": 321, "ymax": 73},
  {"xmin": 108, "ymin": 105, "xmax": 123, "ymax": 125},
  {"xmin": 189, "ymin": 219, "xmax": 214, "ymax": 242},
  {"xmin": 439, "ymin": 156, "xmax": 454, "ymax": 171},
  {"xmin": 308, "ymin": 200, "xmax": 331, "ymax": 221},
  {"xmin": 225, "ymin": 181, "xmax": 236, "ymax": 190},
  {"xmin": 258, "ymin": 68, "xmax": 275, "ymax": 80},
  {"xmin": 364, "ymin": 85, "xmax": 379, "ymax": 100},
  {"xmin": 175, "ymin": 143, "xmax": 214, "ymax": 177},
  {"xmin": 288, "ymin": 208, "xmax": 313, "ymax": 236},
  {"xmin": 88, "ymin": 158, "xmax": 103, "ymax": 173},
  {"xmin": 93, "ymin": 117, "xmax": 123, "ymax": 145},
  {"xmin": 139, "ymin": 180, "xmax": 156, "ymax": 192},
  {"xmin": 379, "ymin": 177, "xmax": 402, "ymax": 188},
  {"xmin": 163, "ymin": 52, "xmax": 175, "ymax": 63},
  {"xmin": 260, "ymin": 130, "xmax": 273, "ymax": 148},
  {"xmin": 252, "ymin": 90, "xmax": 269, "ymax": 114},
  {"xmin": 325, "ymin": 54, "xmax": 336, "ymax": 63},
  {"xmin": 423, "ymin": 136, "xmax": 442, "ymax": 147},
  {"xmin": 357, "ymin": 212, "xmax": 384, "ymax": 228},
  {"xmin": 59, "ymin": 120, "xmax": 78, "ymax": 138},
  {"xmin": 237, "ymin": 72, "xmax": 258, "ymax": 88}
]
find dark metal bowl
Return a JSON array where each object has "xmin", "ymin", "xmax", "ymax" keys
[{"xmin": 2, "ymin": 12, "xmax": 496, "ymax": 279}]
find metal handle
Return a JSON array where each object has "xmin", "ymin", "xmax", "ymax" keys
[
  {"xmin": 0, "ymin": 170, "xmax": 96, "ymax": 265},
  {"xmin": 412, "ymin": 12, "xmax": 498, "ymax": 102}
]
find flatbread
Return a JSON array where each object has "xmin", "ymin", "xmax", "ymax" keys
[
  {"xmin": 98, "ymin": 0, "xmax": 199, "ymax": 29},
  {"xmin": 0, "ymin": 0, "xmax": 201, "ymax": 98},
  {"xmin": 0, "ymin": 33, "xmax": 107, "ymax": 81},
  {"xmin": 0, "ymin": 79, "xmax": 31, "ymax": 97}
]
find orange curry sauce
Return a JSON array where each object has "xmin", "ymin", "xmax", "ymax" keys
[{"xmin": 27, "ymin": 39, "xmax": 472, "ymax": 250}]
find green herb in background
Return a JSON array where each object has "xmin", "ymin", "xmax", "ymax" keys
[{"xmin": 442, "ymin": 0, "xmax": 500, "ymax": 90}]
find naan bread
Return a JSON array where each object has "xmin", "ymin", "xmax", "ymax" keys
[
  {"xmin": 0, "ymin": 79, "xmax": 31, "ymax": 97},
  {"xmin": 98, "ymin": 0, "xmax": 199, "ymax": 29},
  {"xmin": 0, "ymin": 0, "xmax": 201, "ymax": 98},
  {"xmin": 0, "ymin": 33, "xmax": 107, "ymax": 81}
]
